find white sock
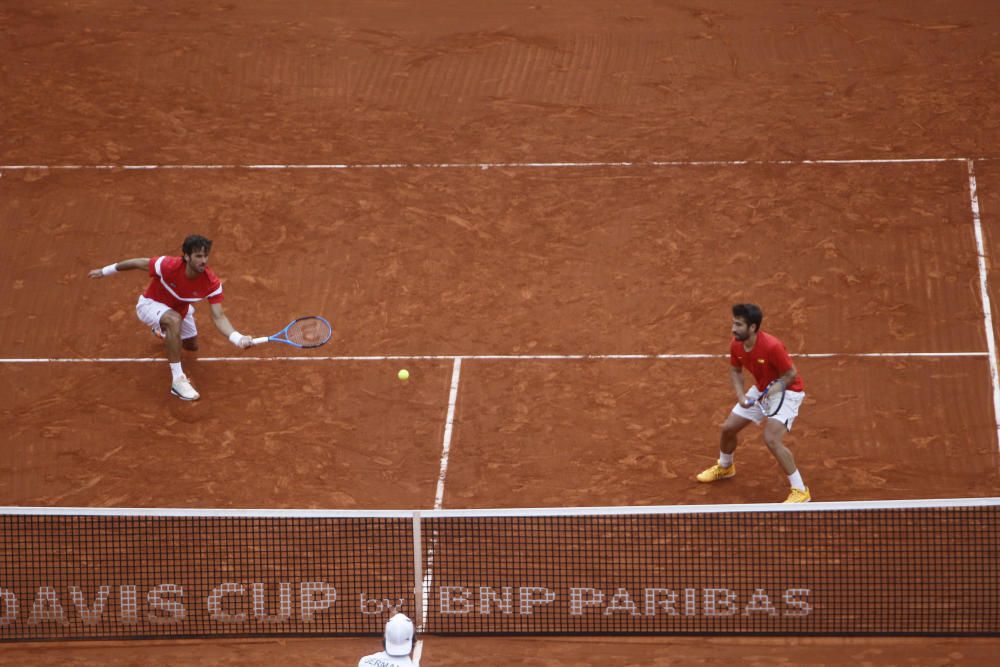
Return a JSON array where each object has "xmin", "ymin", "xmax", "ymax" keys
[
  {"xmin": 788, "ymin": 469, "xmax": 805, "ymax": 490},
  {"xmin": 169, "ymin": 362, "xmax": 185, "ymax": 381},
  {"xmin": 719, "ymin": 452, "xmax": 734, "ymax": 468}
]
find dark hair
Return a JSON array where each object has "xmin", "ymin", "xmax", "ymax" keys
[
  {"xmin": 182, "ymin": 234, "xmax": 213, "ymax": 257},
  {"xmin": 732, "ymin": 303, "xmax": 763, "ymax": 331}
]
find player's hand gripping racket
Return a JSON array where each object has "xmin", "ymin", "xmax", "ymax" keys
[
  {"xmin": 252, "ymin": 316, "xmax": 332, "ymax": 348},
  {"xmin": 749, "ymin": 381, "xmax": 785, "ymax": 418}
]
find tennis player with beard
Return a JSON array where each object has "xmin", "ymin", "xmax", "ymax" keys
[
  {"xmin": 696, "ymin": 303, "xmax": 810, "ymax": 503},
  {"xmin": 358, "ymin": 613, "xmax": 417, "ymax": 666},
  {"xmin": 88, "ymin": 234, "xmax": 253, "ymax": 401}
]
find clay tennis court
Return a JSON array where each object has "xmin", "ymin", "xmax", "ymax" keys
[{"xmin": 3, "ymin": 0, "xmax": 1000, "ymax": 663}]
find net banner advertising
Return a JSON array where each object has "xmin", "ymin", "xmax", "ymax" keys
[{"xmin": 1, "ymin": 507, "xmax": 997, "ymax": 639}]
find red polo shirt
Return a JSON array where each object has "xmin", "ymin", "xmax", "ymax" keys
[
  {"xmin": 142, "ymin": 256, "xmax": 224, "ymax": 318},
  {"xmin": 730, "ymin": 331, "xmax": 804, "ymax": 392}
]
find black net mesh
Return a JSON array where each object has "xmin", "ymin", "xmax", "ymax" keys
[{"xmin": 0, "ymin": 503, "xmax": 997, "ymax": 640}]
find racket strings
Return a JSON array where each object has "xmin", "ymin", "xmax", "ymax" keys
[
  {"xmin": 758, "ymin": 395, "xmax": 772, "ymax": 415},
  {"xmin": 759, "ymin": 390, "xmax": 784, "ymax": 417},
  {"xmin": 286, "ymin": 317, "xmax": 332, "ymax": 347}
]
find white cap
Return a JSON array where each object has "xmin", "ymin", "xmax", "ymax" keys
[{"xmin": 384, "ymin": 613, "xmax": 414, "ymax": 656}]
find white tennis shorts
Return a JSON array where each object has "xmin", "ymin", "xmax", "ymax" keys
[
  {"xmin": 731, "ymin": 385, "xmax": 805, "ymax": 430},
  {"xmin": 135, "ymin": 295, "xmax": 198, "ymax": 340}
]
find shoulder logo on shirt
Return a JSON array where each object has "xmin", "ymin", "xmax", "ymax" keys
[{"xmin": 757, "ymin": 358, "xmax": 765, "ymax": 364}]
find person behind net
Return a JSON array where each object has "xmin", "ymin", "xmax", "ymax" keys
[
  {"xmin": 88, "ymin": 234, "xmax": 254, "ymax": 401},
  {"xmin": 696, "ymin": 303, "xmax": 811, "ymax": 503},
  {"xmin": 359, "ymin": 613, "xmax": 417, "ymax": 666}
]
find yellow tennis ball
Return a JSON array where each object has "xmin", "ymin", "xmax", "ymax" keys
[{"xmin": 398, "ymin": 369, "xmax": 410, "ymax": 381}]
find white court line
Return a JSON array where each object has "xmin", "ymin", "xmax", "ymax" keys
[
  {"xmin": 0, "ymin": 157, "xmax": 976, "ymax": 171},
  {"xmin": 411, "ymin": 508, "xmax": 426, "ymax": 659},
  {"xmin": 967, "ymin": 159, "xmax": 1000, "ymax": 450},
  {"xmin": 5, "ymin": 496, "xmax": 994, "ymax": 517},
  {"xmin": 434, "ymin": 358, "xmax": 462, "ymax": 510},
  {"xmin": 418, "ymin": 358, "xmax": 462, "ymax": 643},
  {"xmin": 0, "ymin": 351, "xmax": 987, "ymax": 363}
]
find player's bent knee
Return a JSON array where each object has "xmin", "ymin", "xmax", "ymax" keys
[
  {"xmin": 763, "ymin": 421, "xmax": 789, "ymax": 442},
  {"xmin": 721, "ymin": 416, "xmax": 751, "ymax": 436},
  {"xmin": 763, "ymin": 434, "xmax": 786, "ymax": 451},
  {"xmin": 160, "ymin": 314, "xmax": 182, "ymax": 332}
]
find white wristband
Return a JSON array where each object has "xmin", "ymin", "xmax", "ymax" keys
[
  {"xmin": 101, "ymin": 263, "xmax": 118, "ymax": 276},
  {"xmin": 229, "ymin": 331, "xmax": 244, "ymax": 346}
]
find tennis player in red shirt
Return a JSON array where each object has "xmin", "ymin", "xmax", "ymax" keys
[
  {"xmin": 696, "ymin": 303, "xmax": 810, "ymax": 502},
  {"xmin": 89, "ymin": 235, "xmax": 254, "ymax": 401}
]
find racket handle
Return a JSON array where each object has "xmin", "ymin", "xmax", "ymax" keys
[{"xmin": 251, "ymin": 336, "xmax": 269, "ymax": 346}]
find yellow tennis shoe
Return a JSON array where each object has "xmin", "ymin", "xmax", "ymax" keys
[
  {"xmin": 696, "ymin": 463, "xmax": 735, "ymax": 483},
  {"xmin": 784, "ymin": 487, "xmax": 811, "ymax": 503}
]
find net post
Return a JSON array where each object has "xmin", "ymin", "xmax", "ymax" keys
[{"xmin": 411, "ymin": 510, "xmax": 424, "ymax": 630}]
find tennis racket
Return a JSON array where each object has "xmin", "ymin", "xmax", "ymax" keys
[
  {"xmin": 749, "ymin": 381, "xmax": 785, "ymax": 418},
  {"xmin": 251, "ymin": 316, "xmax": 332, "ymax": 348}
]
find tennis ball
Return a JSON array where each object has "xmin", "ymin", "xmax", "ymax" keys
[{"xmin": 398, "ymin": 369, "xmax": 410, "ymax": 381}]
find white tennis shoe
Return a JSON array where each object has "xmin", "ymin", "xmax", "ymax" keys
[
  {"xmin": 151, "ymin": 326, "xmax": 165, "ymax": 339},
  {"xmin": 170, "ymin": 375, "xmax": 200, "ymax": 401}
]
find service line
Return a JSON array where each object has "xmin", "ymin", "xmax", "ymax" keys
[
  {"xmin": 0, "ymin": 156, "xmax": 976, "ymax": 172},
  {"xmin": 0, "ymin": 351, "xmax": 988, "ymax": 364}
]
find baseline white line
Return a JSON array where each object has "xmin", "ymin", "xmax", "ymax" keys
[
  {"xmin": 0, "ymin": 351, "xmax": 988, "ymax": 363},
  {"xmin": 967, "ymin": 159, "xmax": 1000, "ymax": 450},
  {"xmin": 0, "ymin": 157, "xmax": 971, "ymax": 171}
]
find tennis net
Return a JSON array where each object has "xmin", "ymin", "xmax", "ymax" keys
[{"xmin": 0, "ymin": 498, "xmax": 997, "ymax": 640}]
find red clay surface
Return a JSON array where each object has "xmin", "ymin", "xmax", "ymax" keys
[
  {"xmin": 450, "ymin": 357, "xmax": 1000, "ymax": 508},
  {"xmin": 1, "ymin": 636, "xmax": 999, "ymax": 667},
  {"xmin": 0, "ymin": 162, "xmax": 988, "ymax": 358},
  {"xmin": 3, "ymin": 0, "xmax": 1000, "ymax": 663},
  {"xmin": 3, "ymin": 1, "xmax": 1000, "ymax": 164},
  {"xmin": 0, "ymin": 361, "xmax": 451, "ymax": 508}
]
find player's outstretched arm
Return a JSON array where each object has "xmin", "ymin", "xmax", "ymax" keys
[
  {"xmin": 209, "ymin": 302, "xmax": 253, "ymax": 349},
  {"xmin": 88, "ymin": 257, "xmax": 150, "ymax": 279}
]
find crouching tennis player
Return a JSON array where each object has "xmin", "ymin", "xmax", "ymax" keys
[
  {"xmin": 359, "ymin": 613, "xmax": 417, "ymax": 666},
  {"xmin": 89, "ymin": 234, "xmax": 253, "ymax": 401},
  {"xmin": 696, "ymin": 303, "xmax": 810, "ymax": 503}
]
